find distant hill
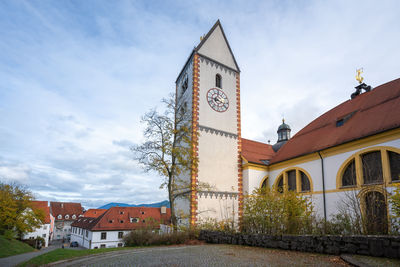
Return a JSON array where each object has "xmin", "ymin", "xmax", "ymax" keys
[{"xmin": 98, "ymin": 200, "xmax": 170, "ymax": 209}]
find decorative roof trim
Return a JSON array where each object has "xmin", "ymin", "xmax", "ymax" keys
[
  {"xmin": 198, "ymin": 53, "xmax": 238, "ymax": 75},
  {"xmin": 198, "ymin": 190, "xmax": 239, "ymax": 199},
  {"xmin": 199, "ymin": 124, "xmax": 238, "ymax": 139}
]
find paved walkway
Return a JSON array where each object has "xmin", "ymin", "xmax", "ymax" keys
[
  {"xmin": 0, "ymin": 241, "xmax": 61, "ymax": 267},
  {"xmin": 53, "ymin": 244, "xmax": 349, "ymax": 267}
]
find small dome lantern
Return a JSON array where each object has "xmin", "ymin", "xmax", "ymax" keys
[{"xmin": 277, "ymin": 119, "xmax": 291, "ymax": 143}]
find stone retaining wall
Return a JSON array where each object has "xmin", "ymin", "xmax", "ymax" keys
[{"xmin": 199, "ymin": 230, "xmax": 400, "ymax": 258}]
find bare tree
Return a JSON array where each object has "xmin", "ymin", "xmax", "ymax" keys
[{"xmin": 131, "ymin": 94, "xmax": 193, "ymax": 228}]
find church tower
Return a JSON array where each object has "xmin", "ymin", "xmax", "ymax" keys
[{"xmin": 174, "ymin": 20, "xmax": 242, "ymax": 227}]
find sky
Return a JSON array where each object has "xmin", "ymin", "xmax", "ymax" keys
[{"xmin": 0, "ymin": 0, "xmax": 399, "ymax": 209}]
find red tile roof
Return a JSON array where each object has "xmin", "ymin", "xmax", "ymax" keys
[
  {"xmin": 31, "ymin": 201, "xmax": 50, "ymax": 224},
  {"xmin": 241, "ymin": 138, "xmax": 275, "ymax": 164},
  {"xmin": 242, "ymin": 78, "xmax": 400, "ymax": 165},
  {"xmin": 50, "ymin": 202, "xmax": 83, "ymax": 221},
  {"xmin": 83, "ymin": 209, "xmax": 107, "ymax": 218},
  {"xmin": 270, "ymin": 78, "xmax": 400, "ymax": 164},
  {"xmin": 72, "ymin": 206, "xmax": 171, "ymax": 231}
]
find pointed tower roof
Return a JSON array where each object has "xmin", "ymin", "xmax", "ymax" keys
[{"xmin": 195, "ymin": 20, "xmax": 240, "ymax": 72}]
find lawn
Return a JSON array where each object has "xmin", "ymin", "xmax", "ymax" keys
[
  {"xmin": 0, "ymin": 235, "xmax": 35, "ymax": 258},
  {"xmin": 19, "ymin": 247, "xmax": 133, "ymax": 267}
]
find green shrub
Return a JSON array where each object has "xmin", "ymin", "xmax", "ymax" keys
[
  {"xmin": 241, "ymin": 187, "xmax": 314, "ymax": 235},
  {"xmin": 123, "ymin": 230, "xmax": 191, "ymax": 247}
]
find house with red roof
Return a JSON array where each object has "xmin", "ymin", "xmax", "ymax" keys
[
  {"xmin": 23, "ymin": 201, "xmax": 54, "ymax": 247},
  {"xmin": 241, "ymin": 78, "xmax": 400, "ymax": 234},
  {"xmin": 83, "ymin": 209, "xmax": 107, "ymax": 218},
  {"xmin": 50, "ymin": 201, "xmax": 84, "ymax": 241},
  {"xmin": 71, "ymin": 206, "xmax": 171, "ymax": 249}
]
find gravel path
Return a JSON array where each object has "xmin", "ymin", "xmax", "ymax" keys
[{"xmin": 54, "ymin": 244, "xmax": 349, "ymax": 267}]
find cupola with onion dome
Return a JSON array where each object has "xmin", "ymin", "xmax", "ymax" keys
[{"xmin": 272, "ymin": 119, "xmax": 291, "ymax": 152}]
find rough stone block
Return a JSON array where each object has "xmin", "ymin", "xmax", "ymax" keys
[
  {"xmin": 369, "ymin": 239, "xmax": 384, "ymax": 257},
  {"xmin": 384, "ymin": 246, "xmax": 398, "ymax": 258}
]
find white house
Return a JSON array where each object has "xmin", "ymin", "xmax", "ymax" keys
[
  {"xmin": 23, "ymin": 201, "xmax": 54, "ymax": 247},
  {"xmin": 71, "ymin": 206, "xmax": 171, "ymax": 249}
]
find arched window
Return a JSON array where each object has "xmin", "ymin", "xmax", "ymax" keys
[
  {"xmin": 57, "ymin": 214, "xmax": 62, "ymax": 219},
  {"xmin": 362, "ymin": 151, "xmax": 383, "ymax": 184},
  {"xmin": 389, "ymin": 151, "xmax": 400, "ymax": 182},
  {"xmin": 300, "ymin": 171, "xmax": 311, "ymax": 191},
  {"xmin": 72, "ymin": 214, "xmax": 76, "ymax": 219},
  {"xmin": 215, "ymin": 74, "xmax": 222, "ymax": 88},
  {"xmin": 275, "ymin": 169, "xmax": 312, "ymax": 193},
  {"xmin": 277, "ymin": 175, "xmax": 283, "ymax": 193},
  {"xmin": 65, "ymin": 215, "xmax": 69, "ymax": 219},
  {"xmin": 342, "ymin": 159, "xmax": 356, "ymax": 187},
  {"xmin": 338, "ymin": 146, "xmax": 400, "ymax": 188},
  {"xmin": 261, "ymin": 178, "xmax": 268, "ymax": 189},
  {"xmin": 287, "ymin": 170, "xmax": 296, "ymax": 191}
]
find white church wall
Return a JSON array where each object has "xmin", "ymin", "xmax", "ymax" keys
[
  {"xmin": 197, "ymin": 193, "xmax": 239, "ymax": 224},
  {"xmin": 174, "ymin": 195, "xmax": 190, "ymax": 227},
  {"xmin": 242, "ymin": 168, "xmax": 268, "ymax": 195},
  {"xmin": 197, "ymin": 131, "xmax": 238, "ymax": 192}
]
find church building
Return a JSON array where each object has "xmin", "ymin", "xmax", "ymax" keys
[{"xmin": 174, "ymin": 20, "xmax": 400, "ymax": 233}]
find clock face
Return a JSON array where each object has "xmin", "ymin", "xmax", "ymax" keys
[{"xmin": 207, "ymin": 88, "xmax": 229, "ymax": 112}]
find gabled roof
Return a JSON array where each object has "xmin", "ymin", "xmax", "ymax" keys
[
  {"xmin": 241, "ymin": 138, "xmax": 275, "ymax": 165},
  {"xmin": 83, "ymin": 209, "xmax": 107, "ymax": 218},
  {"xmin": 195, "ymin": 20, "xmax": 240, "ymax": 72},
  {"xmin": 270, "ymin": 78, "xmax": 400, "ymax": 164},
  {"xmin": 72, "ymin": 206, "xmax": 171, "ymax": 231},
  {"xmin": 175, "ymin": 20, "xmax": 240, "ymax": 83},
  {"xmin": 50, "ymin": 202, "xmax": 83, "ymax": 221},
  {"xmin": 31, "ymin": 201, "xmax": 50, "ymax": 224}
]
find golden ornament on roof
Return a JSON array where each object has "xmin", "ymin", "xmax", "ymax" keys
[{"xmin": 356, "ymin": 68, "xmax": 364, "ymax": 84}]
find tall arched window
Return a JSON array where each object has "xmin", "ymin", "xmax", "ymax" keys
[
  {"xmin": 274, "ymin": 168, "xmax": 312, "ymax": 193},
  {"xmin": 389, "ymin": 151, "xmax": 400, "ymax": 182},
  {"xmin": 300, "ymin": 171, "xmax": 311, "ymax": 191},
  {"xmin": 215, "ymin": 74, "xmax": 222, "ymax": 88},
  {"xmin": 337, "ymin": 147, "xmax": 400, "ymax": 188},
  {"xmin": 277, "ymin": 175, "xmax": 283, "ymax": 193},
  {"xmin": 342, "ymin": 159, "xmax": 356, "ymax": 187},
  {"xmin": 362, "ymin": 151, "xmax": 383, "ymax": 184}
]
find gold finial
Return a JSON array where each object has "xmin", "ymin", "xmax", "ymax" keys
[
  {"xmin": 356, "ymin": 68, "xmax": 364, "ymax": 84},
  {"xmin": 200, "ymin": 36, "xmax": 203, "ymax": 41},
  {"xmin": 282, "ymin": 118, "xmax": 285, "ymax": 123}
]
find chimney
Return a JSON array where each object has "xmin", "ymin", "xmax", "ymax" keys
[
  {"xmin": 161, "ymin": 206, "xmax": 167, "ymax": 214},
  {"xmin": 61, "ymin": 203, "xmax": 63, "ymax": 208}
]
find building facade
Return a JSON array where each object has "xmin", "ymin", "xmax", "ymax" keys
[
  {"xmin": 71, "ymin": 206, "xmax": 171, "ymax": 249},
  {"xmin": 175, "ymin": 20, "xmax": 400, "ymax": 234},
  {"xmin": 50, "ymin": 202, "xmax": 84, "ymax": 240}
]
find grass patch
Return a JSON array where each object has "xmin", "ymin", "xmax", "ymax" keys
[
  {"xmin": 0, "ymin": 235, "xmax": 35, "ymax": 258},
  {"xmin": 19, "ymin": 247, "xmax": 133, "ymax": 267}
]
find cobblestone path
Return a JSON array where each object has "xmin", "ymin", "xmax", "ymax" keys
[{"xmin": 54, "ymin": 244, "xmax": 349, "ymax": 267}]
